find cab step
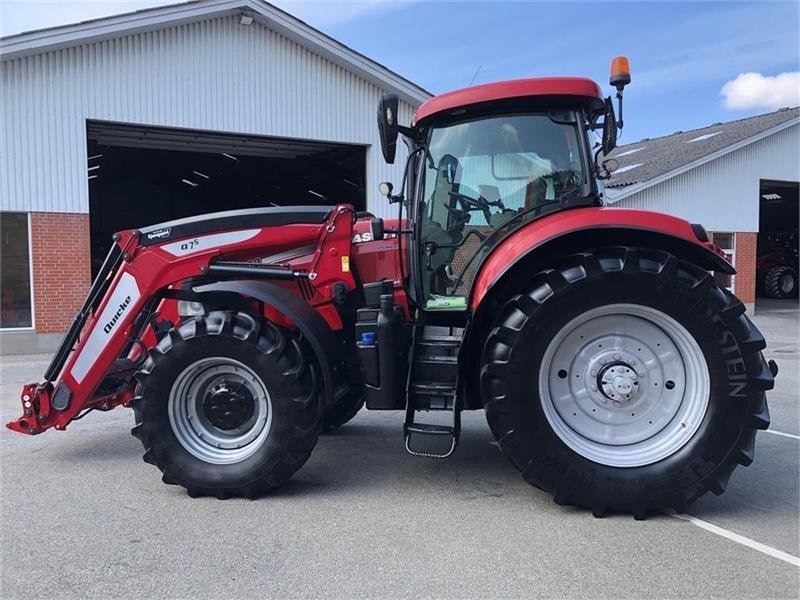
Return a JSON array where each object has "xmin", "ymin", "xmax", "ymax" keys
[
  {"xmin": 405, "ymin": 423, "xmax": 455, "ymax": 435},
  {"xmin": 404, "ymin": 326, "xmax": 462, "ymax": 459}
]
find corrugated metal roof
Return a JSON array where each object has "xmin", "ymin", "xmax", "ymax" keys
[{"xmin": 606, "ymin": 107, "xmax": 800, "ymax": 189}]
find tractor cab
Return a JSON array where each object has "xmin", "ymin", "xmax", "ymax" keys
[
  {"xmin": 367, "ymin": 70, "xmax": 630, "ymax": 455},
  {"xmin": 375, "ymin": 74, "xmax": 624, "ymax": 317}
]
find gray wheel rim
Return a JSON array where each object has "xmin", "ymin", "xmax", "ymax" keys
[
  {"xmin": 539, "ymin": 303, "xmax": 710, "ymax": 468},
  {"xmin": 780, "ymin": 272, "xmax": 794, "ymax": 294},
  {"xmin": 168, "ymin": 357, "xmax": 272, "ymax": 465}
]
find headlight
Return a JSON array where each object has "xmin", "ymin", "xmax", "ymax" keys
[{"xmin": 177, "ymin": 300, "xmax": 205, "ymax": 317}]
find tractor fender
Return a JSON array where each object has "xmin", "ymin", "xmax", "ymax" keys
[
  {"xmin": 194, "ymin": 280, "xmax": 344, "ymax": 405},
  {"xmin": 459, "ymin": 208, "xmax": 734, "ymax": 410},
  {"xmin": 470, "ymin": 207, "xmax": 733, "ymax": 311}
]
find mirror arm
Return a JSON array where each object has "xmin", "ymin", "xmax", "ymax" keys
[{"xmin": 397, "ymin": 124, "xmax": 417, "ymax": 139}]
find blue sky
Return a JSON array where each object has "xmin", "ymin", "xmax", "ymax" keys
[{"xmin": 2, "ymin": 1, "xmax": 798, "ymax": 142}]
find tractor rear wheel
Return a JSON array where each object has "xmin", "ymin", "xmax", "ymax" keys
[
  {"xmin": 764, "ymin": 265, "xmax": 798, "ymax": 299},
  {"xmin": 132, "ymin": 310, "xmax": 322, "ymax": 498},
  {"xmin": 480, "ymin": 246, "xmax": 774, "ymax": 518}
]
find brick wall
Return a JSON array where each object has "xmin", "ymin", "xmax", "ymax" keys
[
  {"xmin": 709, "ymin": 230, "xmax": 757, "ymax": 307},
  {"xmin": 733, "ymin": 232, "xmax": 757, "ymax": 306},
  {"xmin": 30, "ymin": 212, "xmax": 91, "ymax": 333}
]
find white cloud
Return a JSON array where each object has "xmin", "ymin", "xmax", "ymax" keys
[{"xmin": 721, "ymin": 72, "xmax": 800, "ymax": 110}]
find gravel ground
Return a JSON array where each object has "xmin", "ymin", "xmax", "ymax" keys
[{"xmin": 1, "ymin": 299, "xmax": 797, "ymax": 599}]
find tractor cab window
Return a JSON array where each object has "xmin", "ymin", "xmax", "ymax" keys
[{"xmin": 418, "ymin": 112, "xmax": 585, "ymax": 309}]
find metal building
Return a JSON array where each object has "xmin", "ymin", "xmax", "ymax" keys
[
  {"xmin": 0, "ymin": 0, "xmax": 430, "ymax": 350},
  {"xmin": 605, "ymin": 108, "xmax": 800, "ymax": 311}
]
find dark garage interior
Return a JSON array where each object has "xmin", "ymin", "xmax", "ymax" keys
[
  {"xmin": 757, "ymin": 179, "xmax": 799, "ymax": 299},
  {"xmin": 87, "ymin": 121, "xmax": 366, "ymax": 274}
]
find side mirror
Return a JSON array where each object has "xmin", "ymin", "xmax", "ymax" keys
[
  {"xmin": 377, "ymin": 94, "xmax": 399, "ymax": 164},
  {"xmin": 370, "ymin": 218, "xmax": 385, "ymax": 241},
  {"xmin": 602, "ymin": 97, "xmax": 618, "ymax": 155}
]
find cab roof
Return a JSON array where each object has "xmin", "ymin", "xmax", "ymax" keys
[{"xmin": 413, "ymin": 77, "xmax": 603, "ymax": 125}]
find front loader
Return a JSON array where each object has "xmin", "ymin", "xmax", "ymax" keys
[{"xmin": 9, "ymin": 57, "xmax": 778, "ymax": 518}]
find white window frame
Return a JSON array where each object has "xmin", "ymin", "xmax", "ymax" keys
[
  {"xmin": 713, "ymin": 232, "xmax": 736, "ymax": 294},
  {"xmin": 0, "ymin": 212, "xmax": 35, "ymax": 331}
]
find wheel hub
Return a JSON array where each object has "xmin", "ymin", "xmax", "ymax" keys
[
  {"xmin": 780, "ymin": 273, "xmax": 794, "ymax": 294},
  {"xmin": 203, "ymin": 383, "xmax": 255, "ymax": 431},
  {"xmin": 598, "ymin": 362, "xmax": 640, "ymax": 402}
]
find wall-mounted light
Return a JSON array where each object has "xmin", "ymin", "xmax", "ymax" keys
[{"xmin": 240, "ymin": 14, "xmax": 254, "ymax": 26}]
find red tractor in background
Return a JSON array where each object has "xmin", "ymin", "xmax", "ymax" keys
[
  {"xmin": 9, "ymin": 58, "xmax": 777, "ymax": 518},
  {"xmin": 757, "ymin": 230, "xmax": 798, "ymax": 299}
]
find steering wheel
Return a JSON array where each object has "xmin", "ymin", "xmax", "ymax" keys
[
  {"xmin": 447, "ymin": 186, "xmax": 506, "ymax": 224},
  {"xmin": 448, "ymin": 188, "xmax": 489, "ymax": 212}
]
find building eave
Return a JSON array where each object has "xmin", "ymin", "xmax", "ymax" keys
[
  {"xmin": 606, "ymin": 117, "xmax": 800, "ymax": 203},
  {"xmin": 0, "ymin": 0, "xmax": 432, "ymax": 106}
]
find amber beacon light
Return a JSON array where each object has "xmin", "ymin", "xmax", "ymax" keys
[{"xmin": 610, "ymin": 56, "xmax": 631, "ymax": 91}]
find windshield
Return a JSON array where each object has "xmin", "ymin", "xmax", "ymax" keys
[{"xmin": 417, "ymin": 112, "xmax": 586, "ymax": 309}]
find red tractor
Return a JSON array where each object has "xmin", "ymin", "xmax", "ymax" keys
[
  {"xmin": 9, "ymin": 58, "xmax": 777, "ymax": 518},
  {"xmin": 757, "ymin": 230, "xmax": 798, "ymax": 299}
]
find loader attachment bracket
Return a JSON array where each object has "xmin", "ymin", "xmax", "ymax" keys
[{"xmin": 7, "ymin": 383, "xmax": 51, "ymax": 435}]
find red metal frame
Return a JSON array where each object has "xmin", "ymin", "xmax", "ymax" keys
[{"xmin": 8, "ymin": 207, "xmax": 368, "ymax": 436}]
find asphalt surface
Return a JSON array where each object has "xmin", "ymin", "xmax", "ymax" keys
[{"xmin": 1, "ymin": 300, "xmax": 798, "ymax": 599}]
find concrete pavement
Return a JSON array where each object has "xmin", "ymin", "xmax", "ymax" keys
[{"xmin": 1, "ymin": 300, "xmax": 797, "ymax": 598}]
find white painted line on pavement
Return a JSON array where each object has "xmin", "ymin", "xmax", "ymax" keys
[
  {"xmin": 763, "ymin": 429, "xmax": 800, "ymax": 441},
  {"xmin": 669, "ymin": 512, "xmax": 800, "ymax": 568}
]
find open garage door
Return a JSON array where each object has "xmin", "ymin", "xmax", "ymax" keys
[
  {"xmin": 757, "ymin": 179, "xmax": 799, "ymax": 300},
  {"xmin": 86, "ymin": 121, "xmax": 366, "ymax": 274}
]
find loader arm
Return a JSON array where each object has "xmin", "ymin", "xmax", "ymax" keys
[{"xmin": 8, "ymin": 206, "xmax": 356, "ymax": 436}]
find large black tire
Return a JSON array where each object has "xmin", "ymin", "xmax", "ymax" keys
[
  {"xmin": 132, "ymin": 311, "xmax": 322, "ymax": 499},
  {"xmin": 321, "ymin": 389, "xmax": 365, "ymax": 433},
  {"xmin": 480, "ymin": 246, "xmax": 774, "ymax": 519},
  {"xmin": 764, "ymin": 265, "xmax": 798, "ymax": 299}
]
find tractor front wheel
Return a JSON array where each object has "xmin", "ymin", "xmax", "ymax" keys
[
  {"xmin": 322, "ymin": 389, "xmax": 365, "ymax": 433},
  {"xmin": 132, "ymin": 311, "xmax": 322, "ymax": 498},
  {"xmin": 480, "ymin": 247, "xmax": 774, "ymax": 518}
]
